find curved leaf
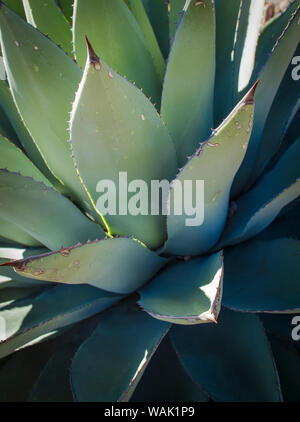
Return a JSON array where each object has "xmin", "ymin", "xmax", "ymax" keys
[
  {"xmin": 0, "ymin": 170, "xmax": 104, "ymax": 250},
  {"xmin": 231, "ymin": 1, "xmax": 300, "ymax": 196},
  {"xmin": 169, "ymin": 0, "xmax": 185, "ymax": 41},
  {"xmin": 0, "ymin": 284, "xmax": 122, "ymax": 358},
  {"xmin": 0, "ymin": 103, "xmax": 20, "ymax": 144},
  {"xmin": 165, "ymin": 82, "xmax": 257, "ymax": 256},
  {"xmin": 128, "ymin": 0, "xmax": 165, "ymax": 81},
  {"xmin": 72, "ymin": 0, "xmax": 161, "ymax": 103},
  {"xmin": 0, "ymin": 217, "xmax": 42, "ymax": 247},
  {"xmin": 141, "ymin": 0, "xmax": 169, "ymax": 59},
  {"xmin": 257, "ymin": 198, "xmax": 300, "ymax": 241},
  {"xmin": 249, "ymin": 44, "xmax": 300, "ymax": 184},
  {"xmin": 232, "ymin": 0, "xmax": 265, "ymax": 102},
  {"xmin": 139, "ymin": 251, "xmax": 223, "ymax": 324},
  {"xmin": 260, "ymin": 313, "xmax": 300, "ymax": 350},
  {"xmin": 57, "ymin": 0, "xmax": 73, "ymax": 22},
  {"xmin": 22, "ymin": 0, "xmax": 73, "ymax": 56},
  {"xmin": 223, "ymin": 238, "xmax": 300, "ymax": 312},
  {"xmin": 29, "ymin": 317, "xmax": 101, "ymax": 402},
  {"xmin": 131, "ymin": 335, "xmax": 209, "ymax": 402},
  {"xmin": 269, "ymin": 336, "xmax": 300, "ymax": 402},
  {"xmin": 4, "ymin": 0, "xmax": 26, "ymax": 19},
  {"xmin": 3, "ymin": 237, "xmax": 167, "ymax": 294},
  {"xmin": 0, "ymin": 4, "xmax": 95, "ymax": 211},
  {"xmin": 219, "ymin": 140, "xmax": 300, "ymax": 247},
  {"xmin": 71, "ymin": 300, "xmax": 170, "ymax": 402},
  {"xmin": 161, "ymin": 0, "xmax": 215, "ymax": 166},
  {"xmin": 70, "ymin": 41, "xmax": 177, "ymax": 249},
  {"xmin": 0, "ymin": 135, "xmax": 51, "ymax": 185},
  {"xmin": 0, "ymin": 246, "xmax": 50, "ymax": 285},
  {"xmin": 0, "ymin": 333, "xmax": 63, "ymax": 402},
  {"xmin": 0, "ymin": 81, "xmax": 57, "ymax": 185},
  {"xmin": 0, "ymin": 284, "xmax": 42, "ymax": 310},
  {"xmin": 170, "ymin": 307, "xmax": 282, "ymax": 402},
  {"xmin": 252, "ymin": 0, "xmax": 300, "ymax": 86},
  {"xmin": 214, "ymin": 0, "xmax": 241, "ymax": 125}
]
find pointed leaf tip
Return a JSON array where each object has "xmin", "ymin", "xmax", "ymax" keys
[
  {"xmin": 85, "ymin": 36, "xmax": 101, "ymax": 70},
  {"xmin": 243, "ymin": 80, "xmax": 260, "ymax": 105}
]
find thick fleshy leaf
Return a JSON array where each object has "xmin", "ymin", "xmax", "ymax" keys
[
  {"xmin": 0, "ymin": 284, "xmax": 42, "ymax": 310},
  {"xmin": 231, "ymin": 1, "xmax": 300, "ymax": 196},
  {"xmin": 260, "ymin": 313, "xmax": 300, "ymax": 350},
  {"xmin": 270, "ymin": 113, "xmax": 300, "ymax": 169},
  {"xmin": 169, "ymin": 0, "xmax": 185, "ymax": 41},
  {"xmin": 219, "ymin": 141, "xmax": 300, "ymax": 247},
  {"xmin": 0, "ymin": 103, "xmax": 19, "ymax": 144},
  {"xmin": 0, "ymin": 246, "xmax": 49, "ymax": 285},
  {"xmin": 252, "ymin": 1, "xmax": 300, "ymax": 87},
  {"xmin": 0, "ymin": 332, "xmax": 63, "ymax": 402},
  {"xmin": 139, "ymin": 252, "xmax": 223, "ymax": 324},
  {"xmin": 170, "ymin": 307, "xmax": 282, "ymax": 402},
  {"xmin": 128, "ymin": 0, "xmax": 165, "ymax": 81},
  {"xmin": 131, "ymin": 335, "xmax": 209, "ymax": 402},
  {"xmin": 0, "ymin": 81, "xmax": 57, "ymax": 185},
  {"xmin": 0, "ymin": 284, "xmax": 122, "ymax": 358},
  {"xmin": 72, "ymin": 0, "xmax": 161, "ymax": 104},
  {"xmin": 29, "ymin": 317, "xmax": 101, "ymax": 402},
  {"xmin": 165, "ymin": 83, "xmax": 257, "ymax": 256},
  {"xmin": 57, "ymin": 0, "xmax": 73, "ymax": 22},
  {"xmin": 161, "ymin": 0, "xmax": 215, "ymax": 166},
  {"xmin": 232, "ymin": 0, "xmax": 265, "ymax": 102},
  {"xmin": 249, "ymin": 44, "xmax": 300, "ymax": 184},
  {"xmin": 3, "ymin": 238, "xmax": 167, "ymax": 294},
  {"xmin": 4, "ymin": 0, "xmax": 26, "ymax": 19},
  {"xmin": 70, "ymin": 42, "xmax": 177, "ymax": 249},
  {"xmin": 223, "ymin": 238, "xmax": 300, "ymax": 312},
  {"xmin": 0, "ymin": 217, "xmax": 42, "ymax": 247},
  {"xmin": 214, "ymin": 0, "xmax": 241, "ymax": 125},
  {"xmin": 0, "ymin": 170, "xmax": 104, "ymax": 250},
  {"xmin": 141, "ymin": 0, "xmax": 169, "ymax": 59},
  {"xmin": 71, "ymin": 300, "xmax": 170, "ymax": 402},
  {"xmin": 269, "ymin": 336, "xmax": 300, "ymax": 402},
  {"xmin": 0, "ymin": 135, "xmax": 51, "ymax": 186},
  {"xmin": 257, "ymin": 198, "xmax": 300, "ymax": 241},
  {"xmin": 0, "ymin": 4, "xmax": 95, "ymax": 210},
  {"xmin": 22, "ymin": 0, "xmax": 73, "ymax": 56}
]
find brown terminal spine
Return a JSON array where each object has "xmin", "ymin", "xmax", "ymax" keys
[{"xmin": 85, "ymin": 36, "xmax": 101, "ymax": 70}]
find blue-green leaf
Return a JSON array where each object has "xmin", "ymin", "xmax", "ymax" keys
[
  {"xmin": 131, "ymin": 335, "xmax": 209, "ymax": 402},
  {"xmin": 0, "ymin": 135, "xmax": 51, "ymax": 186},
  {"xmin": 141, "ymin": 0, "xmax": 169, "ymax": 59},
  {"xmin": 69, "ymin": 42, "xmax": 177, "ymax": 249},
  {"xmin": 4, "ymin": 238, "xmax": 167, "ymax": 294},
  {"xmin": 169, "ymin": 0, "xmax": 185, "ymax": 41},
  {"xmin": 22, "ymin": 0, "xmax": 73, "ymax": 57},
  {"xmin": 219, "ymin": 140, "xmax": 300, "ymax": 247},
  {"xmin": 269, "ymin": 337, "xmax": 300, "ymax": 402},
  {"xmin": 231, "ymin": 1, "xmax": 300, "ymax": 196},
  {"xmin": 214, "ymin": 0, "xmax": 241, "ymax": 125},
  {"xmin": 0, "ymin": 170, "xmax": 104, "ymax": 250},
  {"xmin": 170, "ymin": 307, "xmax": 282, "ymax": 402},
  {"xmin": 72, "ymin": 0, "xmax": 161, "ymax": 104},
  {"xmin": 71, "ymin": 301, "xmax": 170, "ymax": 402},
  {"xmin": 165, "ymin": 83, "xmax": 257, "ymax": 256},
  {"xmin": 128, "ymin": 0, "xmax": 165, "ymax": 81},
  {"xmin": 0, "ymin": 4, "xmax": 95, "ymax": 211},
  {"xmin": 0, "ymin": 284, "xmax": 122, "ymax": 358},
  {"xmin": 161, "ymin": 0, "xmax": 215, "ymax": 166},
  {"xmin": 139, "ymin": 252, "xmax": 223, "ymax": 324},
  {"xmin": 223, "ymin": 238, "xmax": 300, "ymax": 312}
]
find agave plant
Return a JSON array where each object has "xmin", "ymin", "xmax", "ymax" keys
[{"xmin": 0, "ymin": 0, "xmax": 299, "ymax": 402}]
